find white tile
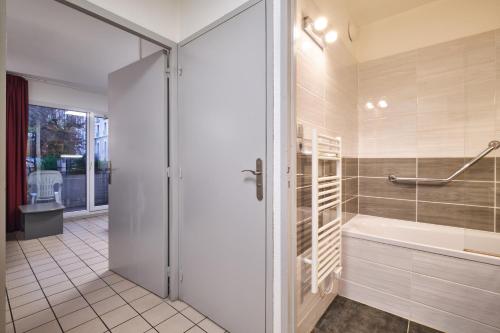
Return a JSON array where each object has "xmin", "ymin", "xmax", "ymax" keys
[
  {"xmin": 142, "ymin": 302, "xmax": 177, "ymax": 326},
  {"xmin": 165, "ymin": 299, "xmax": 189, "ymax": 311},
  {"xmin": 10, "ymin": 290, "xmax": 45, "ymax": 309},
  {"xmin": 100, "ymin": 304, "xmax": 138, "ymax": 329},
  {"xmin": 47, "ymin": 288, "xmax": 81, "ymax": 306},
  {"xmin": 120, "ymin": 287, "xmax": 149, "ymax": 303},
  {"xmin": 8, "ymin": 282, "xmax": 40, "ymax": 299},
  {"xmin": 413, "ymin": 251, "xmax": 500, "ymax": 294},
  {"xmin": 340, "ymin": 279, "xmax": 411, "ymax": 319},
  {"xmin": 411, "ymin": 273, "xmax": 500, "ymax": 328},
  {"xmin": 155, "ymin": 313, "xmax": 194, "ymax": 333},
  {"xmin": 5, "ymin": 322, "xmax": 15, "ymax": 333},
  {"xmin": 343, "ymin": 255, "xmax": 411, "ymax": 299},
  {"xmin": 38, "ymin": 274, "xmax": 68, "ymax": 288},
  {"xmin": 102, "ymin": 273, "xmax": 124, "ymax": 285},
  {"xmin": 6, "ymin": 274, "xmax": 37, "ymax": 290},
  {"xmin": 14, "ymin": 308, "xmax": 55, "ymax": 333},
  {"xmin": 110, "ymin": 280, "xmax": 136, "ymax": 293},
  {"xmin": 11, "ymin": 298, "xmax": 49, "ymax": 321},
  {"xmin": 42, "ymin": 280, "xmax": 74, "ymax": 296},
  {"xmin": 92, "ymin": 295, "xmax": 126, "ymax": 316},
  {"xmin": 70, "ymin": 272, "xmax": 100, "ymax": 286},
  {"xmin": 186, "ymin": 327, "xmax": 206, "ymax": 333},
  {"xmin": 130, "ymin": 294, "xmax": 163, "ymax": 314},
  {"xmin": 410, "ymin": 301, "xmax": 500, "ymax": 333},
  {"xmin": 181, "ymin": 306, "xmax": 205, "ymax": 324},
  {"xmin": 7, "ymin": 269, "xmax": 34, "ymax": 281},
  {"xmin": 198, "ymin": 319, "xmax": 225, "ymax": 333},
  {"xmin": 59, "ymin": 306, "xmax": 97, "ymax": 331},
  {"xmin": 84, "ymin": 286, "xmax": 116, "ymax": 304},
  {"xmin": 27, "ymin": 320, "xmax": 62, "ymax": 333},
  {"xmin": 6, "ymin": 309, "xmax": 12, "ymax": 324},
  {"xmin": 34, "ymin": 268, "xmax": 64, "ymax": 280},
  {"xmin": 67, "ymin": 318, "xmax": 107, "ymax": 333},
  {"xmin": 343, "ymin": 237, "xmax": 412, "ymax": 270},
  {"xmin": 77, "ymin": 279, "xmax": 107, "ymax": 294},
  {"xmin": 111, "ymin": 315, "xmax": 152, "ymax": 333},
  {"xmin": 53, "ymin": 296, "xmax": 88, "ymax": 318}
]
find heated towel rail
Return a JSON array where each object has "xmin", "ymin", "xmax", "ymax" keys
[
  {"xmin": 302, "ymin": 129, "xmax": 342, "ymax": 294},
  {"xmin": 389, "ymin": 140, "xmax": 500, "ymax": 185}
]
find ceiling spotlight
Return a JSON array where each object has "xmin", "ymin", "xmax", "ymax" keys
[
  {"xmin": 365, "ymin": 101, "xmax": 375, "ymax": 110},
  {"xmin": 324, "ymin": 30, "xmax": 338, "ymax": 44},
  {"xmin": 313, "ymin": 17, "xmax": 328, "ymax": 31},
  {"xmin": 377, "ymin": 99, "xmax": 388, "ymax": 108}
]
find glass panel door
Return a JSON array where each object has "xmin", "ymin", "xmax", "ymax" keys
[
  {"xmin": 92, "ymin": 115, "xmax": 109, "ymax": 210},
  {"xmin": 27, "ymin": 105, "xmax": 88, "ymax": 212}
]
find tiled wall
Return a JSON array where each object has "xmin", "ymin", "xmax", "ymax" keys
[
  {"xmin": 358, "ymin": 157, "xmax": 498, "ymax": 232},
  {"xmin": 296, "ymin": 29, "xmax": 359, "ymax": 255},
  {"xmin": 294, "ymin": 1, "xmax": 359, "ymax": 329},
  {"xmin": 357, "ymin": 29, "xmax": 500, "ymax": 233},
  {"xmin": 358, "ymin": 30, "xmax": 500, "ymax": 158}
]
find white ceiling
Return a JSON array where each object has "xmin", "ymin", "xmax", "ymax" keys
[
  {"xmin": 6, "ymin": 0, "xmax": 162, "ymax": 93},
  {"xmin": 316, "ymin": 0, "xmax": 440, "ymax": 27}
]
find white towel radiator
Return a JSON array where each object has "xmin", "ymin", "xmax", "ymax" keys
[{"xmin": 303, "ymin": 129, "xmax": 342, "ymax": 294}]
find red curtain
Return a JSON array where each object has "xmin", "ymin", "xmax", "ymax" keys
[{"xmin": 6, "ymin": 74, "xmax": 29, "ymax": 232}]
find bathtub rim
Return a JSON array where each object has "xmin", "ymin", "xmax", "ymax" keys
[{"xmin": 342, "ymin": 215, "xmax": 500, "ymax": 267}]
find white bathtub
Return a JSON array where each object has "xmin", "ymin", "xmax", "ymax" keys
[{"xmin": 341, "ymin": 215, "xmax": 500, "ymax": 333}]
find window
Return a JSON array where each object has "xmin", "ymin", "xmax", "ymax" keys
[
  {"xmin": 27, "ymin": 105, "xmax": 88, "ymax": 212},
  {"xmin": 26, "ymin": 105, "xmax": 109, "ymax": 213}
]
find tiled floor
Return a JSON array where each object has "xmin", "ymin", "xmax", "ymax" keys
[
  {"xmin": 314, "ymin": 296, "xmax": 444, "ymax": 333},
  {"xmin": 5, "ymin": 215, "xmax": 227, "ymax": 333}
]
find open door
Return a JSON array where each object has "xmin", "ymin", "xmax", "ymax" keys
[
  {"xmin": 108, "ymin": 51, "xmax": 169, "ymax": 297},
  {"xmin": 179, "ymin": 2, "xmax": 267, "ymax": 332}
]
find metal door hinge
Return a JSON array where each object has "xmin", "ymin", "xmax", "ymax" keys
[
  {"xmin": 166, "ymin": 167, "xmax": 171, "ymax": 178},
  {"xmin": 179, "ymin": 168, "xmax": 183, "ymax": 179},
  {"xmin": 178, "ymin": 68, "xmax": 183, "ymax": 76},
  {"xmin": 166, "ymin": 266, "xmax": 171, "ymax": 277}
]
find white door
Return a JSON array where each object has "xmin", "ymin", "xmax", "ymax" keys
[
  {"xmin": 179, "ymin": 2, "xmax": 267, "ymax": 332},
  {"xmin": 108, "ymin": 51, "xmax": 169, "ymax": 297}
]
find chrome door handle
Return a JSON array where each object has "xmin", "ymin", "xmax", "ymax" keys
[
  {"xmin": 241, "ymin": 170, "xmax": 262, "ymax": 176},
  {"xmin": 241, "ymin": 159, "xmax": 263, "ymax": 201}
]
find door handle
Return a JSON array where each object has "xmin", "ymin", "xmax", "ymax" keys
[
  {"xmin": 241, "ymin": 170, "xmax": 262, "ymax": 176},
  {"xmin": 241, "ymin": 159, "xmax": 263, "ymax": 201}
]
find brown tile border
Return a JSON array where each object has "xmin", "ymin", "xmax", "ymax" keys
[
  {"xmin": 418, "ymin": 157, "xmax": 494, "ymax": 181},
  {"xmin": 359, "ymin": 177, "xmax": 416, "ymax": 200},
  {"xmin": 359, "ymin": 196, "xmax": 416, "ymax": 221},
  {"xmin": 359, "ymin": 158, "xmax": 416, "ymax": 178},
  {"xmin": 417, "ymin": 202, "xmax": 494, "ymax": 231}
]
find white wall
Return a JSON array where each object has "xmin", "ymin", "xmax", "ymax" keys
[
  {"xmin": 179, "ymin": 0, "xmax": 248, "ymax": 40},
  {"xmin": 85, "ymin": 0, "xmax": 180, "ymax": 41},
  {"xmin": 28, "ymin": 80, "xmax": 107, "ymax": 114},
  {"xmin": 85, "ymin": 0, "xmax": 251, "ymax": 42},
  {"xmin": 355, "ymin": 0, "xmax": 500, "ymax": 62}
]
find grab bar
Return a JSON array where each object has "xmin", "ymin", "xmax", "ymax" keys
[{"xmin": 388, "ymin": 140, "xmax": 500, "ymax": 185}]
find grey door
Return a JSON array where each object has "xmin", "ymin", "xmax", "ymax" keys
[
  {"xmin": 108, "ymin": 51, "xmax": 169, "ymax": 297},
  {"xmin": 179, "ymin": 2, "xmax": 267, "ymax": 332}
]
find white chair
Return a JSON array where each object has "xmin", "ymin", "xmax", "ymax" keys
[{"xmin": 28, "ymin": 170, "xmax": 63, "ymax": 204}]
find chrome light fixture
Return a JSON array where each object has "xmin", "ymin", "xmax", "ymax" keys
[{"xmin": 303, "ymin": 16, "xmax": 339, "ymax": 50}]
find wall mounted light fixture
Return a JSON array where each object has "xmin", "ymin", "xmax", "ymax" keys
[{"xmin": 302, "ymin": 16, "xmax": 338, "ymax": 50}]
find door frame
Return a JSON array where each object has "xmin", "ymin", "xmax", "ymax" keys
[
  {"xmin": 88, "ymin": 112, "xmax": 109, "ymax": 212},
  {"xmin": 53, "ymin": 0, "xmax": 178, "ymax": 297}
]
